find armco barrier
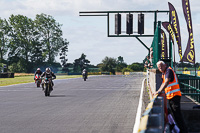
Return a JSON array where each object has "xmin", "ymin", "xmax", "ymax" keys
[
  {"xmin": 68, "ymin": 72, "xmax": 111, "ymax": 75},
  {"xmin": 138, "ymin": 95, "xmax": 165, "ymax": 133},
  {"xmin": 0, "ymin": 73, "xmax": 14, "ymax": 78},
  {"xmin": 124, "ymin": 72, "xmax": 146, "ymax": 75}
]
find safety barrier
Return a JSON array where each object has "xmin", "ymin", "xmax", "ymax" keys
[
  {"xmin": 88, "ymin": 72, "xmax": 101, "ymax": 75},
  {"xmin": 67, "ymin": 72, "xmax": 111, "ymax": 75},
  {"xmin": 177, "ymin": 74, "xmax": 200, "ymax": 103},
  {"xmin": 138, "ymin": 95, "xmax": 165, "ymax": 133},
  {"xmin": 124, "ymin": 72, "xmax": 146, "ymax": 75},
  {"xmin": 176, "ymin": 70, "xmax": 200, "ymax": 77},
  {"xmin": 0, "ymin": 73, "xmax": 14, "ymax": 78}
]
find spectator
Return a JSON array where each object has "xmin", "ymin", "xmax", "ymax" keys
[
  {"xmin": 153, "ymin": 61, "xmax": 188, "ymax": 133},
  {"xmin": 150, "ymin": 47, "xmax": 153, "ymax": 64}
]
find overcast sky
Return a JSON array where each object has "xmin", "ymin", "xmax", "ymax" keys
[{"xmin": 1, "ymin": 0, "xmax": 200, "ymax": 65}]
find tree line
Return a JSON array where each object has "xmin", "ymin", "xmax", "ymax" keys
[
  {"xmin": 66, "ymin": 54, "xmax": 145, "ymax": 74},
  {"xmin": 0, "ymin": 13, "xmax": 68, "ymax": 73},
  {"xmin": 98, "ymin": 56, "xmax": 145, "ymax": 74}
]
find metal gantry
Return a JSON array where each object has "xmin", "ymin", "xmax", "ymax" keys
[{"xmin": 79, "ymin": 10, "xmax": 171, "ymax": 68}]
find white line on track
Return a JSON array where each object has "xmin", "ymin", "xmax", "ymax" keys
[{"xmin": 132, "ymin": 78, "xmax": 146, "ymax": 133}]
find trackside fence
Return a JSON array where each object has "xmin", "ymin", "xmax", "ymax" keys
[
  {"xmin": 138, "ymin": 95, "xmax": 165, "ymax": 133},
  {"xmin": 177, "ymin": 74, "xmax": 200, "ymax": 103}
]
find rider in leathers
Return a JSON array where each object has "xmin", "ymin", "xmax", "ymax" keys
[
  {"xmin": 41, "ymin": 67, "xmax": 56, "ymax": 91},
  {"xmin": 82, "ymin": 69, "xmax": 88, "ymax": 79},
  {"xmin": 34, "ymin": 68, "xmax": 43, "ymax": 80}
]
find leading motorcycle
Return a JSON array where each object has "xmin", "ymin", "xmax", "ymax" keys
[
  {"xmin": 82, "ymin": 72, "xmax": 87, "ymax": 81},
  {"xmin": 43, "ymin": 78, "xmax": 54, "ymax": 97}
]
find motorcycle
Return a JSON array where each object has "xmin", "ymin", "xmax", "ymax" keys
[
  {"xmin": 35, "ymin": 74, "xmax": 41, "ymax": 87},
  {"xmin": 43, "ymin": 78, "xmax": 54, "ymax": 97},
  {"xmin": 82, "ymin": 72, "xmax": 87, "ymax": 81}
]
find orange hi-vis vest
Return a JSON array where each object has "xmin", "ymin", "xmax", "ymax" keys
[{"xmin": 162, "ymin": 67, "xmax": 182, "ymax": 99}]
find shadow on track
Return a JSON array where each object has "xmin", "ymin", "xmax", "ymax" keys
[
  {"xmin": 49, "ymin": 95, "xmax": 77, "ymax": 98},
  {"xmin": 49, "ymin": 95, "xmax": 66, "ymax": 97}
]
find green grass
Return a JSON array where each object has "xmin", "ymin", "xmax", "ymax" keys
[{"xmin": 0, "ymin": 75, "xmax": 82, "ymax": 86}]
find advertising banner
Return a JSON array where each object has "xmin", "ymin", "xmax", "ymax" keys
[
  {"xmin": 182, "ymin": 0, "xmax": 195, "ymax": 64},
  {"xmin": 162, "ymin": 22, "xmax": 175, "ymax": 45},
  {"xmin": 161, "ymin": 29, "xmax": 168, "ymax": 58},
  {"xmin": 169, "ymin": 2, "xmax": 182, "ymax": 61}
]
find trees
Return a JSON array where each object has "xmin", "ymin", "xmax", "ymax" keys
[
  {"xmin": 117, "ymin": 56, "xmax": 124, "ymax": 64},
  {"xmin": 60, "ymin": 39, "xmax": 69, "ymax": 72},
  {"xmin": 73, "ymin": 53, "xmax": 90, "ymax": 73},
  {"xmin": 35, "ymin": 13, "xmax": 63, "ymax": 63},
  {"xmin": 0, "ymin": 13, "xmax": 69, "ymax": 73},
  {"xmin": 128, "ymin": 63, "xmax": 144, "ymax": 71},
  {"xmin": 98, "ymin": 56, "xmax": 128, "ymax": 74},
  {"xmin": 8, "ymin": 14, "xmax": 35, "ymax": 72},
  {"xmin": 0, "ymin": 18, "xmax": 10, "ymax": 63},
  {"xmin": 116, "ymin": 56, "xmax": 127, "ymax": 72},
  {"xmin": 99, "ymin": 56, "xmax": 117, "ymax": 74}
]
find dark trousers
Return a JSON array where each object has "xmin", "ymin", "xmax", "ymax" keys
[{"xmin": 169, "ymin": 96, "xmax": 188, "ymax": 133}]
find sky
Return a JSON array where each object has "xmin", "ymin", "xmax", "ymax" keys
[{"xmin": 1, "ymin": 0, "xmax": 200, "ymax": 65}]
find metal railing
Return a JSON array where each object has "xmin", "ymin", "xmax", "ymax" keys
[
  {"xmin": 138, "ymin": 95, "xmax": 165, "ymax": 133},
  {"xmin": 177, "ymin": 74, "xmax": 200, "ymax": 103}
]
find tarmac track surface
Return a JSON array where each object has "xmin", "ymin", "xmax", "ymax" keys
[{"xmin": 0, "ymin": 74, "xmax": 145, "ymax": 133}]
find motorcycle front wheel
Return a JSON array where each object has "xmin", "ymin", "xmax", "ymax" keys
[
  {"xmin": 36, "ymin": 81, "xmax": 40, "ymax": 87},
  {"xmin": 44, "ymin": 84, "xmax": 49, "ymax": 97}
]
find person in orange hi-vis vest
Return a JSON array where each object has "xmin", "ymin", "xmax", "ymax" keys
[{"xmin": 153, "ymin": 61, "xmax": 188, "ymax": 133}]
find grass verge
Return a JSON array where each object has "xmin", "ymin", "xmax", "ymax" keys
[{"xmin": 0, "ymin": 75, "xmax": 82, "ymax": 86}]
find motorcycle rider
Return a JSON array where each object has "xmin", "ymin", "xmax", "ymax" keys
[
  {"xmin": 34, "ymin": 68, "xmax": 43, "ymax": 80},
  {"xmin": 82, "ymin": 69, "xmax": 88, "ymax": 79},
  {"xmin": 41, "ymin": 67, "xmax": 56, "ymax": 91}
]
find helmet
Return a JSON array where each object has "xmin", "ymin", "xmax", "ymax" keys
[
  {"xmin": 37, "ymin": 68, "xmax": 41, "ymax": 71},
  {"xmin": 46, "ymin": 67, "xmax": 51, "ymax": 74}
]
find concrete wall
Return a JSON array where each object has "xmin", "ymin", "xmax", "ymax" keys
[{"xmin": 148, "ymin": 69, "xmax": 162, "ymax": 99}]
